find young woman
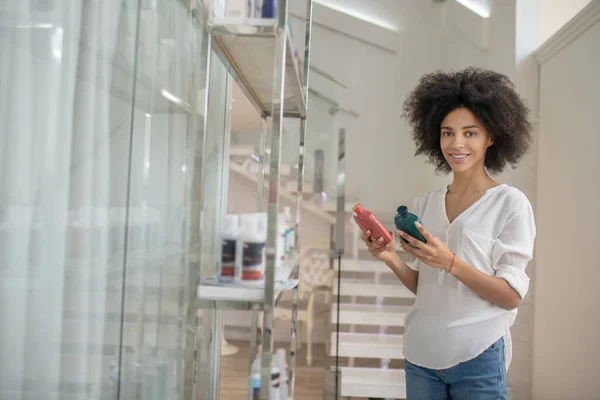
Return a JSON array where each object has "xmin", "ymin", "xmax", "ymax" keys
[{"xmin": 362, "ymin": 67, "xmax": 536, "ymax": 399}]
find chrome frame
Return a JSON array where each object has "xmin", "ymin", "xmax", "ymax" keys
[
  {"xmin": 195, "ymin": 0, "xmax": 314, "ymax": 398},
  {"xmin": 259, "ymin": 0, "xmax": 289, "ymax": 396},
  {"xmin": 333, "ymin": 127, "xmax": 346, "ymax": 399},
  {"xmin": 192, "ymin": 26, "xmax": 213, "ymax": 400}
]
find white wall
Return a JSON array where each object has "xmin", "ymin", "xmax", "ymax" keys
[
  {"xmin": 533, "ymin": 2, "xmax": 600, "ymax": 398},
  {"xmin": 482, "ymin": 3, "xmax": 542, "ymax": 398},
  {"xmin": 289, "ymin": 1, "xmax": 445, "ymax": 217},
  {"xmin": 540, "ymin": 0, "xmax": 592, "ymax": 43}
]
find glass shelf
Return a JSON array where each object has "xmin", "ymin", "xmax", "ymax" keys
[
  {"xmin": 196, "ymin": 253, "xmax": 300, "ymax": 306},
  {"xmin": 209, "ymin": 19, "xmax": 306, "ymax": 118}
]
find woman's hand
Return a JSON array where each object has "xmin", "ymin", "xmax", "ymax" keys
[
  {"xmin": 397, "ymin": 222, "xmax": 455, "ymax": 271},
  {"xmin": 361, "ymin": 229, "xmax": 400, "ymax": 266}
]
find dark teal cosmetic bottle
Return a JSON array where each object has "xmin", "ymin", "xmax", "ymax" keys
[{"xmin": 394, "ymin": 205, "xmax": 427, "ymax": 244}]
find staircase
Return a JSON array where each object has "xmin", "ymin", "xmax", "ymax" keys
[
  {"xmin": 228, "ymin": 145, "xmax": 335, "ymax": 223},
  {"xmin": 329, "ymin": 229, "xmax": 415, "ymax": 399}
]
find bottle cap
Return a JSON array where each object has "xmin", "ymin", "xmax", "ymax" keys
[
  {"xmin": 352, "ymin": 203, "xmax": 364, "ymax": 213},
  {"xmin": 397, "ymin": 205, "xmax": 408, "ymax": 216}
]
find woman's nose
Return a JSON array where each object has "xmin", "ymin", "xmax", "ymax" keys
[{"xmin": 450, "ymin": 137, "xmax": 465, "ymax": 149}]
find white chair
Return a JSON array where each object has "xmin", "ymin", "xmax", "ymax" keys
[{"xmin": 274, "ymin": 245, "xmax": 334, "ymax": 366}]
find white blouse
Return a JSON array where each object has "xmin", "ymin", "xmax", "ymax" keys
[{"xmin": 403, "ymin": 183, "xmax": 536, "ymax": 371}]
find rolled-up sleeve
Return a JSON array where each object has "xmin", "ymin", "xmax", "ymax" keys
[{"xmin": 492, "ymin": 198, "xmax": 536, "ymax": 299}]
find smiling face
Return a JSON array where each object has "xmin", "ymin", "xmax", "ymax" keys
[{"xmin": 440, "ymin": 107, "xmax": 494, "ymax": 174}]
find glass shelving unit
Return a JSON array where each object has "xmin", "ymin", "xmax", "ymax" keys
[{"xmin": 194, "ymin": 1, "xmax": 314, "ymax": 399}]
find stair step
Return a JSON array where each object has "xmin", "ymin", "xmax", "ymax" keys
[
  {"xmin": 248, "ymin": 163, "xmax": 292, "ymax": 176},
  {"xmin": 340, "ymin": 367, "xmax": 406, "ymax": 399},
  {"xmin": 284, "ymin": 180, "xmax": 314, "ymax": 193},
  {"xmin": 229, "ymin": 145, "xmax": 256, "ymax": 157},
  {"xmin": 334, "ymin": 279, "xmax": 415, "ymax": 299},
  {"xmin": 330, "ymin": 332, "xmax": 404, "ymax": 359},
  {"xmin": 229, "ymin": 162, "xmax": 336, "ymax": 224},
  {"xmin": 331, "ymin": 303, "xmax": 410, "ymax": 327},
  {"xmin": 334, "ymin": 258, "xmax": 390, "ymax": 273},
  {"xmin": 319, "ymin": 200, "xmax": 357, "ymax": 213}
]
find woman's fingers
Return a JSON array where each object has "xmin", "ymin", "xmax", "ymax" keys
[
  {"xmin": 368, "ymin": 239, "xmax": 381, "ymax": 251},
  {"xmin": 396, "ymin": 229, "xmax": 421, "ymax": 248},
  {"xmin": 361, "ymin": 230, "xmax": 372, "ymax": 243},
  {"xmin": 362, "ymin": 231, "xmax": 380, "ymax": 252},
  {"xmin": 399, "ymin": 240, "xmax": 412, "ymax": 253},
  {"xmin": 414, "ymin": 222, "xmax": 434, "ymax": 242}
]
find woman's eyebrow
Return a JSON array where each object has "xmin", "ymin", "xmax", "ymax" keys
[{"xmin": 441, "ymin": 125, "xmax": 479, "ymax": 130}]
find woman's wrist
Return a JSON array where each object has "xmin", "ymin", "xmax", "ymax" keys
[
  {"xmin": 448, "ymin": 255, "xmax": 470, "ymax": 277},
  {"xmin": 384, "ymin": 252, "xmax": 403, "ymax": 269},
  {"xmin": 446, "ymin": 252, "xmax": 457, "ymax": 273}
]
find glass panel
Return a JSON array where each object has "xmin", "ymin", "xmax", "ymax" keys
[
  {"xmin": 117, "ymin": 1, "xmax": 209, "ymax": 399},
  {"xmin": 193, "ymin": 53, "xmax": 232, "ymax": 400},
  {"xmin": 0, "ymin": 1, "xmax": 138, "ymax": 399}
]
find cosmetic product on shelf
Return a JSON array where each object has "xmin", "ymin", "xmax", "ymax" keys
[
  {"xmin": 276, "ymin": 348, "xmax": 289, "ymax": 398},
  {"xmin": 249, "ymin": 0, "xmax": 260, "ymax": 17},
  {"xmin": 238, "ymin": 213, "xmax": 267, "ymax": 280},
  {"xmin": 249, "ymin": 354, "xmax": 284, "ymax": 400},
  {"xmin": 250, "ymin": 357, "xmax": 261, "ymax": 399},
  {"xmin": 270, "ymin": 365, "xmax": 281, "ymax": 399},
  {"xmin": 221, "ymin": 0, "xmax": 262, "ymax": 18},
  {"xmin": 225, "ymin": 0, "xmax": 246, "ymax": 18},
  {"xmin": 261, "ymin": 0, "xmax": 277, "ymax": 18},
  {"xmin": 219, "ymin": 214, "xmax": 239, "ymax": 281}
]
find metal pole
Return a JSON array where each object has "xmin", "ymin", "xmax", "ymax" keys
[
  {"xmin": 249, "ymin": 115, "xmax": 266, "ymax": 399},
  {"xmin": 335, "ymin": 128, "xmax": 346, "ymax": 257},
  {"xmin": 210, "ymin": 70, "xmax": 234, "ymax": 399},
  {"xmin": 257, "ymin": 116, "xmax": 267, "ymax": 212},
  {"xmin": 260, "ymin": 0, "xmax": 288, "ymax": 397},
  {"xmin": 334, "ymin": 127, "xmax": 346, "ymax": 399},
  {"xmin": 192, "ymin": 28, "xmax": 213, "ymax": 400},
  {"xmin": 302, "ymin": 0, "xmax": 314, "ymax": 99},
  {"xmin": 288, "ymin": 269, "xmax": 299, "ymax": 399},
  {"xmin": 290, "ymin": 1, "xmax": 312, "ymax": 398},
  {"xmin": 288, "ymin": 117, "xmax": 304, "ymax": 399},
  {"xmin": 178, "ymin": 4, "xmax": 201, "ymax": 397},
  {"xmin": 247, "ymin": 309, "xmax": 259, "ymax": 400}
]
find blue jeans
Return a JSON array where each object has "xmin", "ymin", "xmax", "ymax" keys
[{"xmin": 405, "ymin": 338, "xmax": 507, "ymax": 400}]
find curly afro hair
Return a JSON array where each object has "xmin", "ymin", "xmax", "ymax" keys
[{"xmin": 401, "ymin": 67, "xmax": 533, "ymax": 175}]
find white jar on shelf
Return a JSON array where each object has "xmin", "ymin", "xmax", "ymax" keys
[
  {"xmin": 219, "ymin": 214, "xmax": 239, "ymax": 281},
  {"xmin": 237, "ymin": 213, "xmax": 267, "ymax": 281}
]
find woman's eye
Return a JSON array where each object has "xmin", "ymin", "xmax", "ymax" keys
[
  {"xmin": 442, "ymin": 131, "xmax": 452, "ymax": 136},
  {"xmin": 466, "ymin": 131, "xmax": 476, "ymax": 137}
]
